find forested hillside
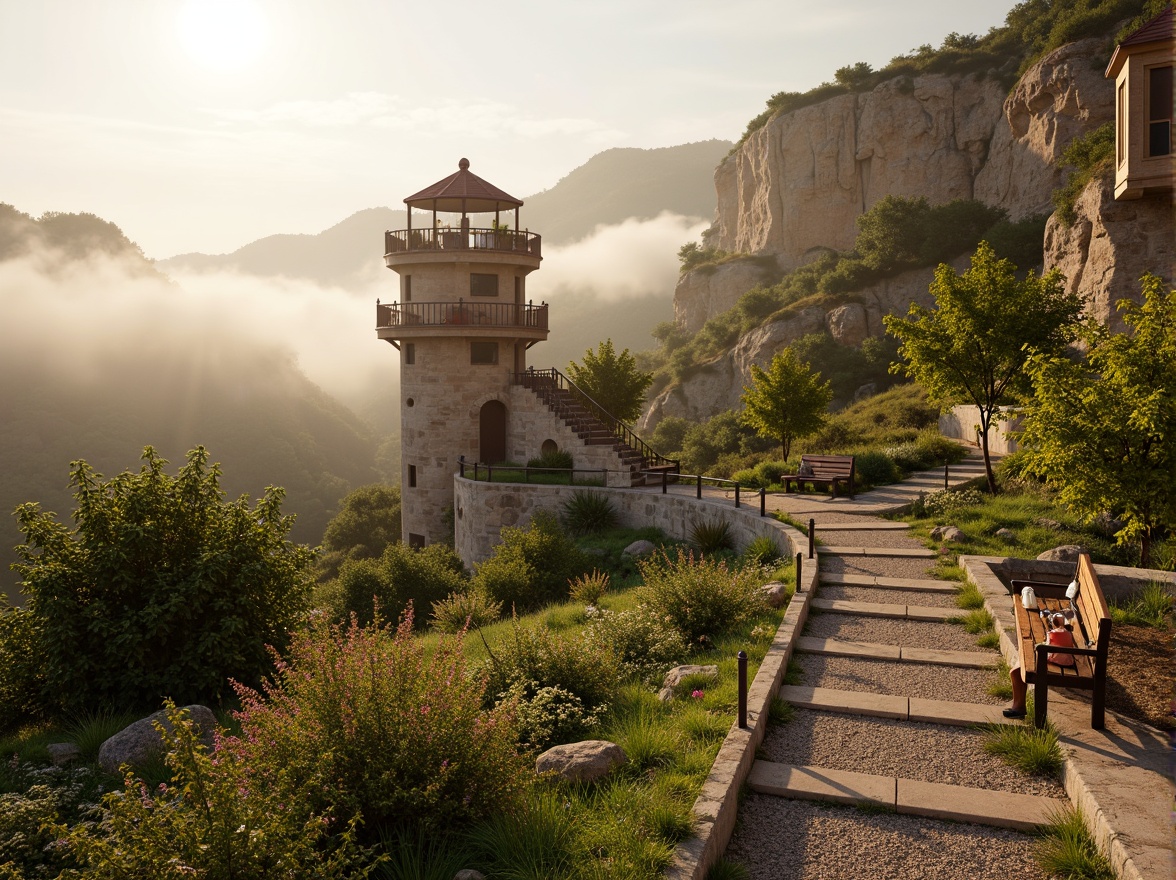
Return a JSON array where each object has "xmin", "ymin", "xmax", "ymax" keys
[{"xmin": 0, "ymin": 205, "xmax": 379, "ymax": 603}]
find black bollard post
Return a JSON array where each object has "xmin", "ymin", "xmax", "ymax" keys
[
  {"xmin": 662, "ymin": 469, "xmax": 668, "ymax": 495},
  {"xmin": 737, "ymin": 650, "xmax": 748, "ymax": 729},
  {"xmin": 945, "ymin": 460, "xmax": 949, "ymax": 490},
  {"xmin": 808, "ymin": 518, "xmax": 815, "ymax": 559},
  {"xmin": 696, "ymin": 475, "xmax": 703, "ymax": 499},
  {"xmin": 735, "ymin": 484, "xmax": 741, "ymax": 508},
  {"xmin": 796, "ymin": 552, "xmax": 803, "ymax": 592},
  {"xmin": 760, "ymin": 487, "xmax": 766, "ymax": 517}
]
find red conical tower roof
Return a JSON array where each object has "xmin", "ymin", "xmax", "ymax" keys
[{"xmin": 403, "ymin": 158, "xmax": 524, "ymax": 213}]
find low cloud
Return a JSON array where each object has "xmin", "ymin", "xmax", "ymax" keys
[{"xmin": 529, "ymin": 212, "xmax": 708, "ymax": 304}]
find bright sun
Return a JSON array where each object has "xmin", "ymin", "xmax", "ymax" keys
[{"xmin": 177, "ymin": 0, "xmax": 268, "ymax": 71}]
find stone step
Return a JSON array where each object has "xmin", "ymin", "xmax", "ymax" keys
[
  {"xmin": 807, "ymin": 521, "xmax": 911, "ymax": 531},
  {"xmin": 778, "ymin": 686, "xmax": 1011, "ymax": 727},
  {"xmin": 810, "ymin": 598, "xmax": 957, "ymax": 621},
  {"xmin": 795, "ymin": 637, "xmax": 998, "ymax": 668},
  {"xmin": 748, "ymin": 761, "xmax": 1064, "ymax": 831},
  {"xmin": 819, "ymin": 546, "xmax": 937, "ymax": 558},
  {"xmin": 819, "ymin": 573, "xmax": 957, "ymax": 593}
]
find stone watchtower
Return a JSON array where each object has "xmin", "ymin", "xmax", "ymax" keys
[{"xmin": 377, "ymin": 159, "xmax": 547, "ymax": 547}]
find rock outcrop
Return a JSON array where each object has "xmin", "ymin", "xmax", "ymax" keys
[
  {"xmin": 1044, "ymin": 176, "xmax": 1175, "ymax": 330},
  {"xmin": 98, "ymin": 705, "xmax": 217, "ymax": 774},
  {"xmin": 975, "ymin": 38, "xmax": 1116, "ymax": 218},
  {"xmin": 535, "ymin": 740, "xmax": 627, "ymax": 783},
  {"xmin": 674, "ymin": 258, "xmax": 775, "ymax": 334},
  {"xmin": 641, "ymin": 262, "xmax": 951, "ymax": 431}
]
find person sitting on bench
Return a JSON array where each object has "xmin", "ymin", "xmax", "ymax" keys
[{"xmin": 1005, "ymin": 612, "xmax": 1076, "ymax": 718}]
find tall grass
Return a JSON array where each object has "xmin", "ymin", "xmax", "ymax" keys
[
  {"xmin": 1035, "ymin": 808, "xmax": 1115, "ymax": 880},
  {"xmin": 984, "ymin": 720, "xmax": 1064, "ymax": 777},
  {"xmin": 1109, "ymin": 581, "xmax": 1174, "ymax": 628}
]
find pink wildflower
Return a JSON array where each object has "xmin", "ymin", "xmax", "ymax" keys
[{"xmin": 691, "ymin": 689, "xmax": 705, "ymax": 699}]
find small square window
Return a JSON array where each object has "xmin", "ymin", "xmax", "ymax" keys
[
  {"xmin": 404, "ymin": 343, "xmax": 415, "ymax": 365},
  {"xmin": 408, "ymin": 533, "xmax": 425, "ymax": 549},
  {"xmin": 470, "ymin": 273, "xmax": 499, "ymax": 297},
  {"xmin": 408, "ymin": 464, "xmax": 417, "ymax": 487},
  {"xmin": 471, "ymin": 341, "xmax": 499, "ymax": 365}
]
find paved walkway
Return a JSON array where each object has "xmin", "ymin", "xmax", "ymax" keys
[{"xmin": 724, "ymin": 452, "xmax": 1066, "ymax": 879}]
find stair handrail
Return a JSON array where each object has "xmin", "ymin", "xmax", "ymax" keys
[{"xmin": 511, "ymin": 368, "xmax": 679, "ymax": 473}]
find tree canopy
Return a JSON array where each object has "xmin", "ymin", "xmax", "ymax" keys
[
  {"xmin": 740, "ymin": 348, "xmax": 833, "ymax": 461},
  {"xmin": 567, "ymin": 339, "xmax": 653, "ymax": 424},
  {"xmin": 1019, "ymin": 275, "xmax": 1176, "ymax": 567},
  {"xmin": 315, "ymin": 483, "xmax": 402, "ymax": 583},
  {"xmin": 883, "ymin": 242, "xmax": 1083, "ymax": 493},
  {"xmin": 11, "ymin": 446, "xmax": 314, "ymax": 716}
]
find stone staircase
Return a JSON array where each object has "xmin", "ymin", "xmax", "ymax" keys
[{"xmin": 514, "ymin": 369, "xmax": 678, "ymax": 487}]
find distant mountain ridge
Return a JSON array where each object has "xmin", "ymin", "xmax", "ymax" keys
[{"xmin": 158, "ymin": 140, "xmax": 731, "ymax": 288}]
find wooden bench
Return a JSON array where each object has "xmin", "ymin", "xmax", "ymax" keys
[
  {"xmin": 1011, "ymin": 552, "xmax": 1111, "ymax": 729},
  {"xmin": 782, "ymin": 455, "xmax": 856, "ymax": 498}
]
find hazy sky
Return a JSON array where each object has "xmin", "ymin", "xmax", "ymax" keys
[{"xmin": 1, "ymin": 0, "xmax": 1016, "ymax": 259}]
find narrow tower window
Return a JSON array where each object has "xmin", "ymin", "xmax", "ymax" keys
[
  {"xmin": 404, "ymin": 343, "xmax": 415, "ymax": 365},
  {"xmin": 1148, "ymin": 65, "xmax": 1172, "ymax": 157},
  {"xmin": 403, "ymin": 274, "xmax": 412, "ymax": 302},
  {"xmin": 408, "ymin": 464, "xmax": 417, "ymax": 487}
]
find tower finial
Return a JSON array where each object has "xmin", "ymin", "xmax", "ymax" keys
[{"xmin": 458, "ymin": 158, "xmax": 469, "ymax": 170}]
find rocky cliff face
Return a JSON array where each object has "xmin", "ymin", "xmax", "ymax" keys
[
  {"xmin": 1044, "ymin": 176, "xmax": 1175, "ymax": 331},
  {"xmin": 654, "ymin": 37, "xmax": 1130, "ymax": 430},
  {"xmin": 705, "ymin": 38, "xmax": 1114, "ymax": 273}
]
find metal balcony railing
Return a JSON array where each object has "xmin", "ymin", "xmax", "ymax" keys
[
  {"xmin": 375, "ymin": 300, "xmax": 548, "ymax": 331},
  {"xmin": 384, "ymin": 227, "xmax": 541, "ymax": 258}
]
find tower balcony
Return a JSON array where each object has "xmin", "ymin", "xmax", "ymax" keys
[
  {"xmin": 376, "ymin": 299, "xmax": 549, "ymax": 342},
  {"xmin": 384, "ymin": 228, "xmax": 542, "ymax": 266}
]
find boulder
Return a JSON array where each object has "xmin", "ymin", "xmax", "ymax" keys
[
  {"xmin": 47, "ymin": 743, "xmax": 81, "ymax": 766},
  {"xmin": 1091, "ymin": 511, "xmax": 1125, "ymax": 537},
  {"xmin": 1037, "ymin": 545, "xmax": 1088, "ymax": 563},
  {"xmin": 535, "ymin": 740, "xmax": 627, "ymax": 783},
  {"xmin": 931, "ymin": 525, "xmax": 965, "ymax": 543},
  {"xmin": 1034, "ymin": 518, "xmax": 1064, "ymax": 531},
  {"xmin": 622, "ymin": 540, "xmax": 657, "ymax": 558},
  {"xmin": 995, "ymin": 528, "xmax": 1017, "ymax": 544},
  {"xmin": 98, "ymin": 705, "xmax": 217, "ymax": 774},
  {"xmin": 658, "ymin": 664, "xmax": 719, "ymax": 701},
  {"xmin": 826, "ymin": 303, "xmax": 869, "ymax": 347},
  {"xmin": 760, "ymin": 581, "xmax": 790, "ymax": 609}
]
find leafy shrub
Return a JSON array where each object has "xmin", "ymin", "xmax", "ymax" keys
[
  {"xmin": 586, "ymin": 606, "xmax": 688, "ymax": 682},
  {"xmin": 429, "ymin": 588, "xmax": 503, "ymax": 633},
  {"xmin": 63, "ymin": 703, "xmax": 368, "ymax": 878},
  {"xmin": 11, "ymin": 447, "xmax": 314, "ymax": 716},
  {"xmin": 743, "ymin": 535, "xmax": 783, "ymax": 566},
  {"xmin": 233, "ymin": 612, "xmax": 529, "ymax": 836},
  {"xmin": 473, "ymin": 512, "xmax": 591, "ymax": 612},
  {"xmin": 569, "ymin": 569, "xmax": 611, "ymax": 605},
  {"xmin": 330, "ymin": 542, "xmax": 467, "ymax": 628},
  {"xmin": 526, "ymin": 449, "xmax": 574, "ymax": 471},
  {"xmin": 0, "ymin": 603, "xmax": 45, "ymax": 735},
  {"xmin": 853, "ymin": 451, "xmax": 900, "ymax": 487},
  {"xmin": 640, "ymin": 549, "xmax": 768, "ymax": 645},
  {"xmin": 480, "ymin": 620, "xmax": 619, "ymax": 717},
  {"xmin": 923, "ymin": 488, "xmax": 986, "ymax": 518},
  {"xmin": 497, "ymin": 680, "xmax": 605, "ymax": 751},
  {"xmin": 0, "ymin": 763, "xmax": 102, "ymax": 878},
  {"xmin": 689, "ymin": 520, "xmax": 735, "ymax": 555},
  {"xmin": 1053, "ymin": 122, "xmax": 1115, "ymax": 226},
  {"xmin": 315, "ymin": 484, "xmax": 402, "ymax": 583},
  {"xmin": 561, "ymin": 491, "xmax": 619, "ymax": 535}
]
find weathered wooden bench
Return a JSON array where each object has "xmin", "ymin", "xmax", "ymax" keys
[
  {"xmin": 782, "ymin": 454, "xmax": 856, "ymax": 498},
  {"xmin": 1011, "ymin": 552, "xmax": 1111, "ymax": 729}
]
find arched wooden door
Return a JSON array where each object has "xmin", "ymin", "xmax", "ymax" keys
[{"xmin": 479, "ymin": 400, "xmax": 507, "ymax": 464}]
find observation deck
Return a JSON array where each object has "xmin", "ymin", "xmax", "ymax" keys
[{"xmin": 375, "ymin": 299, "xmax": 549, "ymax": 344}]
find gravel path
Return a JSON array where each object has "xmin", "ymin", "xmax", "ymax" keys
[
  {"xmin": 761, "ymin": 709, "xmax": 1065, "ymax": 798},
  {"xmin": 819, "ymin": 555, "xmax": 941, "ymax": 580},
  {"xmin": 728, "ymin": 458, "xmax": 1053, "ymax": 880},
  {"xmin": 802, "ymin": 613, "xmax": 982, "ymax": 652},
  {"xmin": 795, "ymin": 654, "xmax": 1003, "ymax": 705},
  {"xmin": 817, "ymin": 584, "xmax": 960, "ymax": 608},
  {"xmin": 726, "ymin": 796, "xmax": 1047, "ymax": 880}
]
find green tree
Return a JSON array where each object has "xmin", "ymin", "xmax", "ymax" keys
[
  {"xmin": 740, "ymin": 348, "xmax": 833, "ymax": 460},
  {"xmin": 327, "ymin": 541, "xmax": 467, "ymax": 628},
  {"xmin": 884, "ymin": 242, "xmax": 1083, "ymax": 493},
  {"xmin": 12, "ymin": 446, "xmax": 314, "ymax": 716},
  {"xmin": 1019, "ymin": 275, "xmax": 1176, "ymax": 567},
  {"xmin": 566, "ymin": 339, "xmax": 653, "ymax": 424},
  {"xmin": 315, "ymin": 483, "xmax": 401, "ymax": 583}
]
